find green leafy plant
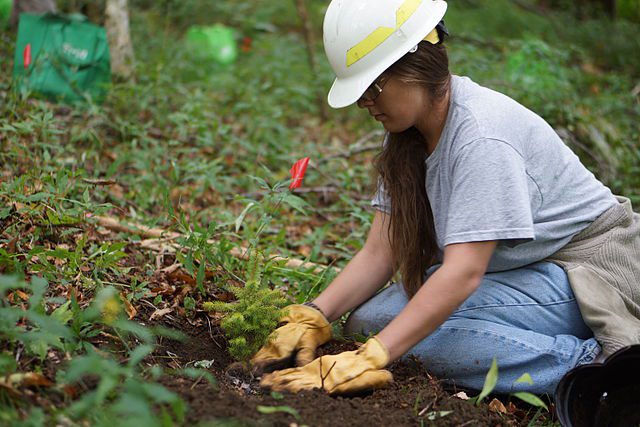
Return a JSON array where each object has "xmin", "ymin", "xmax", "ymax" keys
[
  {"xmin": 175, "ymin": 216, "xmax": 225, "ymax": 295},
  {"xmin": 60, "ymin": 348, "xmax": 186, "ymax": 427},
  {"xmin": 0, "ymin": 275, "xmax": 207, "ymax": 426},
  {"xmin": 235, "ymin": 172, "xmax": 310, "ymax": 258},
  {"xmin": 471, "ymin": 358, "xmax": 548, "ymax": 410}
]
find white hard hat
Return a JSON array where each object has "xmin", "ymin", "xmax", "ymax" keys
[{"xmin": 323, "ymin": 0, "xmax": 448, "ymax": 108}]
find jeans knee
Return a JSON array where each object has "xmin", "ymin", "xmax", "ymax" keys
[
  {"xmin": 343, "ymin": 284, "xmax": 407, "ymax": 337},
  {"xmin": 343, "ymin": 303, "xmax": 396, "ymax": 338},
  {"xmin": 343, "ymin": 305, "xmax": 380, "ymax": 337}
]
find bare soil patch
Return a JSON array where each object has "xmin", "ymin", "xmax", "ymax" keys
[{"xmin": 151, "ymin": 314, "xmax": 546, "ymax": 426}]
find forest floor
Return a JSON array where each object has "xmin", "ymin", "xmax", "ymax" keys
[{"xmin": 3, "ymin": 220, "xmax": 553, "ymax": 426}]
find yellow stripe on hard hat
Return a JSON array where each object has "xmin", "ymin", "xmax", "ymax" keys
[
  {"xmin": 396, "ymin": 0, "xmax": 421, "ymax": 27},
  {"xmin": 424, "ymin": 27, "xmax": 439, "ymax": 44},
  {"xmin": 346, "ymin": 0, "xmax": 423, "ymax": 67},
  {"xmin": 346, "ymin": 27, "xmax": 395, "ymax": 67}
]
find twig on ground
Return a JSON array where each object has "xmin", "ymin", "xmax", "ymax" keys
[
  {"xmin": 165, "ymin": 351, "xmax": 182, "ymax": 369},
  {"xmin": 95, "ymin": 215, "xmax": 340, "ymax": 274},
  {"xmin": 159, "ymin": 263, "xmax": 181, "ymax": 274},
  {"xmin": 82, "ymin": 178, "xmax": 118, "ymax": 186},
  {"xmin": 35, "ymin": 222, "xmax": 84, "ymax": 229},
  {"xmin": 95, "ymin": 216, "xmax": 181, "ymax": 240},
  {"xmin": 418, "ymin": 394, "xmax": 439, "ymax": 416},
  {"xmin": 206, "ymin": 315, "xmax": 223, "ymax": 349},
  {"xmin": 189, "ymin": 375, "xmax": 204, "ymax": 389},
  {"xmin": 319, "ymin": 358, "xmax": 337, "ymax": 392}
]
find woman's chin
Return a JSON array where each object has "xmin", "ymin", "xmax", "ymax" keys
[{"xmin": 381, "ymin": 122, "xmax": 410, "ymax": 133}]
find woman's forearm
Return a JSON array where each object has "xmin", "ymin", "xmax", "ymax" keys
[
  {"xmin": 377, "ymin": 241, "xmax": 495, "ymax": 361},
  {"xmin": 312, "ymin": 246, "xmax": 394, "ymax": 322},
  {"xmin": 376, "ymin": 263, "xmax": 482, "ymax": 361}
]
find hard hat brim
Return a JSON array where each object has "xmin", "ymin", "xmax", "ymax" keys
[{"xmin": 327, "ymin": 74, "xmax": 373, "ymax": 109}]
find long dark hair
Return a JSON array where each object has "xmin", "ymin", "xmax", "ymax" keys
[{"xmin": 374, "ymin": 41, "xmax": 451, "ymax": 298}]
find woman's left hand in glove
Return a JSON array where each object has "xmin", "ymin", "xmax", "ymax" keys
[{"xmin": 259, "ymin": 336, "xmax": 393, "ymax": 395}]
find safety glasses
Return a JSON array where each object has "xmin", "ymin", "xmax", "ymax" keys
[{"xmin": 359, "ymin": 75, "xmax": 389, "ymax": 103}]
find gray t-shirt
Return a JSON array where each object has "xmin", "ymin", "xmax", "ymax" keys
[{"xmin": 372, "ymin": 75, "xmax": 617, "ymax": 272}]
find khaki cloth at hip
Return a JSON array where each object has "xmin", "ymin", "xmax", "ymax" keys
[{"xmin": 547, "ymin": 196, "xmax": 640, "ymax": 357}]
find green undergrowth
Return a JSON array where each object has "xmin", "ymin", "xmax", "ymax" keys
[
  {"xmin": 0, "ymin": 0, "xmax": 638, "ymax": 425},
  {"xmin": 0, "ymin": 275, "xmax": 215, "ymax": 427}
]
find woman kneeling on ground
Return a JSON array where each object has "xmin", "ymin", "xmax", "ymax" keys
[{"xmin": 251, "ymin": 0, "xmax": 640, "ymax": 396}]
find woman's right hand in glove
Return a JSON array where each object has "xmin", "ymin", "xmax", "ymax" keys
[{"xmin": 251, "ymin": 304, "xmax": 332, "ymax": 373}]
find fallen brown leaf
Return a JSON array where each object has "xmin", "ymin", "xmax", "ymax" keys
[
  {"xmin": 167, "ymin": 269, "xmax": 197, "ymax": 287},
  {"xmin": 0, "ymin": 372, "xmax": 54, "ymax": 388},
  {"xmin": 149, "ymin": 307, "xmax": 173, "ymax": 321},
  {"xmin": 488, "ymin": 398, "xmax": 507, "ymax": 414},
  {"xmin": 62, "ymin": 384, "xmax": 79, "ymax": 398},
  {"xmin": 6, "ymin": 236, "xmax": 18, "ymax": 253},
  {"xmin": 297, "ymin": 245, "xmax": 312, "ymax": 257},
  {"xmin": 453, "ymin": 391, "xmax": 469, "ymax": 400},
  {"xmin": 215, "ymin": 291, "xmax": 235, "ymax": 303},
  {"xmin": 119, "ymin": 292, "xmax": 137, "ymax": 320},
  {"xmin": 150, "ymin": 283, "xmax": 176, "ymax": 296},
  {"xmin": 9, "ymin": 289, "xmax": 30, "ymax": 302},
  {"xmin": 20, "ymin": 373, "xmax": 54, "ymax": 388},
  {"xmin": 506, "ymin": 401, "xmax": 527, "ymax": 418}
]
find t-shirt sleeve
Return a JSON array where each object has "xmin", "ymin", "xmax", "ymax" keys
[
  {"xmin": 444, "ymin": 138, "xmax": 535, "ymax": 246},
  {"xmin": 371, "ymin": 177, "xmax": 391, "ymax": 213},
  {"xmin": 370, "ymin": 133, "xmax": 392, "ymax": 213}
]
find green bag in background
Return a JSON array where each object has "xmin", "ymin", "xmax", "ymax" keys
[
  {"xmin": 13, "ymin": 13, "xmax": 111, "ymax": 103},
  {"xmin": 0, "ymin": 0, "xmax": 11, "ymax": 27},
  {"xmin": 185, "ymin": 24, "xmax": 238, "ymax": 65}
]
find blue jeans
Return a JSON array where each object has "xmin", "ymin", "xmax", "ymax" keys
[{"xmin": 343, "ymin": 262, "xmax": 600, "ymax": 395}]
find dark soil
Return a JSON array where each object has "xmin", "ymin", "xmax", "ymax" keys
[{"xmin": 151, "ymin": 314, "xmax": 536, "ymax": 427}]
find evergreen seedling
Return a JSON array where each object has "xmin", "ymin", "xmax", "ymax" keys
[{"xmin": 203, "ymin": 255, "xmax": 288, "ymax": 362}]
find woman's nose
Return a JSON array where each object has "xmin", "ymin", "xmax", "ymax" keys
[{"xmin": 357, "ymin": 98, "xmax": 374, "ymax": 108}]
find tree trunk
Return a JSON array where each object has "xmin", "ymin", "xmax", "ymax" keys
[
  {"xmin": 105, "ymin": 0, "xmax": 135, "ymax": 80},
  {"xmin": 603, "ymin": 0, "xmax": 617, "ymax": 17},
  {"xmin": 10, "ymin": 0, "xmax": 56, "ymax": 28},
  {"xmin": 294, "ymin": 0, "xmax": 329, "ymax": 120}
]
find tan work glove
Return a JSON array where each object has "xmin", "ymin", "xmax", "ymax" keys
[
  {"xmin": 260, "ymin": 336, "xmax": 393, "ymax": 395},
  {"xmin": 251, "ymin": 304, "xmax": 332, "ymax": 373}
]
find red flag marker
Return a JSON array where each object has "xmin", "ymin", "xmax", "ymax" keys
[
  {"xmin": 289, "ymin": 157, "xmax": 310, "ymax": 190},
  {"xmin": 23, "ymin": 44, "xmax": 32, "ymax": 69},
  {"xmin": 241, "ymin": 37, "xmax": 252, "ymax": 53}
]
